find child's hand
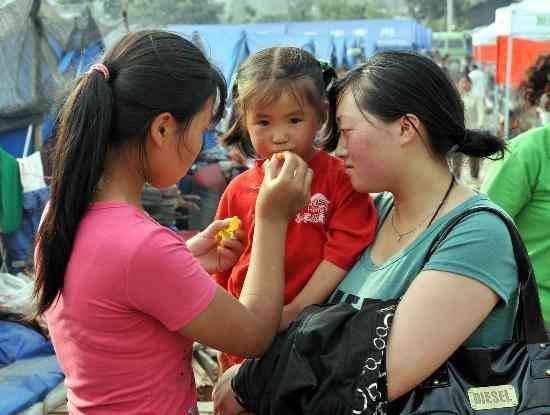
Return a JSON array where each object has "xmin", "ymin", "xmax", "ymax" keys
[
  {"xmin": 256, "ymin": 151, "xmax": 313, "ymax": 222},
  {"xmin": 280, "ymin": 303, "xmax": 299, "ymax": 331},
  {"xmin": 187, "ymin": 218, "xmax": 246, "ymax": 273},
  {"xmin": 213, "ymin": 364, "xmax": 248, "ymax": 415}
]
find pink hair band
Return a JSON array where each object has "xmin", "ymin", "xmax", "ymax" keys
[{"xmin": 89, "ymin": 63, "xmax": 110, "ymax": 81}]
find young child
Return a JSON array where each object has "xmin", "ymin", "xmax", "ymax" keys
[{"xmin": 214, "ymin": 47, "xmax": 377, "ymax": 372}]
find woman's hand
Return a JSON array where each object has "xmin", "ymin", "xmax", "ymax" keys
[
  {"xmin": 186, "ymin": 219, "xmax": 245, "ymax": 273},
  {"xmin": 213, "ymin": 364, "xmax": 250, "ymax": 415},
  {"xmin": 256, "ymin": 152, "xmax": 313, "ymax": 222}
]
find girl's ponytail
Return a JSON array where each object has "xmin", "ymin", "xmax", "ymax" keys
[{"xmin": 34, "ymin": 67, "xmax": 113, "ymax": 315}]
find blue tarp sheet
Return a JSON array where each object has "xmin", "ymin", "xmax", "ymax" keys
[
  {"xmin": 170, "ymin": 19, "xmax": 431, "ymax": 76},
  {"xmin": 169, "ymin": 25, "xmax": 246, "ymax": 82},
  {"xmin": 0, "ymin": 127, "xmax": 34, "ymax": 159},
  {"xmin": 0, "ymin": 321, "xmax": 64, "ymax": 415},
  {"xmin": 58, "ymin": 39, "xmax": 104, "ymax": 76}
]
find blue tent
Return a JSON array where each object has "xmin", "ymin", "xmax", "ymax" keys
[
  {"xmin": 246, "ymin": 32, "xmax": 331, "ymax": 57},
  {"xmin": 371, "ymin": 19, "xmax": 423, "ymax": 52},
  {"xmin": 169, "ymin": 24, "xmax": 335, "ymax": 82},
  {"xmin": 169, "ymin": 24, "xmax": 247, "ymax": 83},
  {"xmin": 57, "ymin": 8, "xmax": 105, "ymax": 78},
  {"xmin": 226, "ymin": 30, "xmax": 250, "ymax": 88},
  {"xmin": 170, "ymin": 19, "xmax": 432, "ymax": 75},
  {"xmin": 286, "ymin": 19, "xmax": 432, "ymax": 60}
]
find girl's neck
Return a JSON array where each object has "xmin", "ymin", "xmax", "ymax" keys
[{"xmin": 92, "ymin": 151, "xmax": 145, "ymax": 209}]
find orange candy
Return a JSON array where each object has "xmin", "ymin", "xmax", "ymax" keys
[{"xmin": 216, "ymin": 216, "xmax": 241, "ymax": 242}]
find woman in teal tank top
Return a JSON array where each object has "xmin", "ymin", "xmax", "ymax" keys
[{"xmin": 213, "ymin": 51, "xmax": 519, "ymax": 412}]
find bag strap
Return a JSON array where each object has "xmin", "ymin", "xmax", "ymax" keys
[{"xmin": 425, "ymin": 205, "xmax": 548, "ymax": 344}]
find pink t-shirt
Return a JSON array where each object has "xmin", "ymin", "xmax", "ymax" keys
[{"xmin": 44, "ymin": 202, "xmax": 216, "ymax": 415}]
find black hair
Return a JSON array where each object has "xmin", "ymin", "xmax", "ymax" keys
[
  {"xmin": 34, "ymin": 30, "xmax": 226, "ymax": 316},
  {"xmin": 325, "ymin": 51, "xmax": 505, "ymax": 159},
  {"xmin": 521, "ymin": 54, "xmax": 550, "ymax": 110},
  {"xmin": 222, "ymin": 47, "xmax": 336, "ymax": 158}
]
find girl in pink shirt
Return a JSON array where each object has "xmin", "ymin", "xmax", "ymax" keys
[{"xmin": 33, "ymin": 30, "xmax": 312, "ymax": 415}]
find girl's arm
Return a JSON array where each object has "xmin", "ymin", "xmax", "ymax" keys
[
  {"xmin": 180, "ymin": 153, "xmax": 314, "ymax": 357},
  {"xmin": 281, "ymin": 260, "xmax": 346, "ymax": 330}
]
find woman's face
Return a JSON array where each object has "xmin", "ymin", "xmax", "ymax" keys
[
  {"xmin": 335, "ymin": 89, "xmax": 399, "ymax": 193},
  {"xmin": 148, "ymin": 97, "xmax": 214, "ymax": 188}
]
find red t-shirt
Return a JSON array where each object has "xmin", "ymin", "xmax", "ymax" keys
[
  {"xmin": 44, "ymin": 203, "xmax": 216, "ymax": 415},
  {"xmin": 214, "ymin": 151, "xmax": 376, "ymax": 365}
]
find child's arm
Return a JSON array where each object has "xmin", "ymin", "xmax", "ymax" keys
[
  {"xmin": 279, "ymin": 160, "xmax": 377, "ymax": 330},
  {"xmin": 280, "ymin": 260, "xmax": 346, "ymax": 330}
]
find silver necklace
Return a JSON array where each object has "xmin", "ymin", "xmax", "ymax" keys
[{"xmin": 390, "ymin": 176, "xmax": 455, "ymax": 242}]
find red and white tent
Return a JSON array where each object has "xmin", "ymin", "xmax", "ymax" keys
[
  {"xmin": 495, "ymin": 0, "xmax": 550, "ymax": 86},
  {"xmin": 472, "ymin": 23, "xmax": 497, "ymax": 64},
  {"xmin": 495, "ymin": 0, "xmax": 550, "ymax": 135}
]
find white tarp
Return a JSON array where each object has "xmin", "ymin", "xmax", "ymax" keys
[
  {"xmin": 496, "ymin": 0, "xmax": 550, "ymax": 38},
  {"xmin": 472, "ymin": 23, "xmax": 496, "ymax": 46}
]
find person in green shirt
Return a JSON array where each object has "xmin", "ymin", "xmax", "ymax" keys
[
  {"xmin": 482, "ymin": 125, "xmax": 550, "ymax": 328},
  {"xmin": 213, "ymin": 51, "xmax": 521, "ymax": 414}
]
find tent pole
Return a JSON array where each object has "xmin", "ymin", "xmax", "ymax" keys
[
  {"xmin": 503, "ymin": 34, "xmax": 513, "ymax": 139},
  {"xmin": 23, "ymin": 124, "xmax": 34, "ymax": 158},
  {"xmin": 494, "ymin": 84, "xmax": 500, "ymax": 135}
]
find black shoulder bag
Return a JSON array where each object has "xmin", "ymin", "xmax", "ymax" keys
[{"xmin": 394, "ymin": 206, "xmax": 550, "ymax": 414}]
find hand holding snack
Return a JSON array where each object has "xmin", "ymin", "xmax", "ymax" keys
[{"xmin": 216, "ymin": 216, "xmax": 242, "ymax": 243}]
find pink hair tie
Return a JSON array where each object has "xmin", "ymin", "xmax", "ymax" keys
[{"xmin": 89, "ymin": 63, "xmax": 110, "ymax": 81}]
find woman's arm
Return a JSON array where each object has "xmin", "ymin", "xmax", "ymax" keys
[
  {"xmin": 180, "ymin": 153, "xmax": 313, "ymax": 357},
  {"xmin": 385, "ymin": 269, "xmax": 498, "ymax": 400}
]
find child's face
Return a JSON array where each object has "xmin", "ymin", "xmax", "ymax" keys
[{"xmin": 245, "ymin": 90, "xmax": 321, "ymax": 161}]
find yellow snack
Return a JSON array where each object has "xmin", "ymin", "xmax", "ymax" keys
[
  {"xmin": 216, "ymin": 216, "xmax": 241, "ymax": 242},
  {"xmin": 274, "ymin": 152, "xmax": 285, "ymax": 161}
]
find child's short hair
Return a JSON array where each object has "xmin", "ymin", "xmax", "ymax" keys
[{"xmin": 222, "ymin": 47, "xmax": 337, "ymax": 158}]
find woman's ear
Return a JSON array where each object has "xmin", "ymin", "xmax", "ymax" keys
[{"xmin": 398, "ymin": 114, "xmax": 421, "ymax": 146}]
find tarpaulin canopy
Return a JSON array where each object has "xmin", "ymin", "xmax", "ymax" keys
[
  {"xmin": 495, "ymin": 0, "xmax": 550, "ymax": 86},
  {"xmin": 0, "ymin": 0, "xmax": 69, "ymax": 135},
  {"xmin": 494, "ymin": 0, "xmax": 550, "ymax": 136},
  {"xmin": 169, "ymin": 18, "xmax": 431, "ymax": 79},
  {"xmin": 472, "ymin": 23, "xmax": 497, "ymax": 64}
]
